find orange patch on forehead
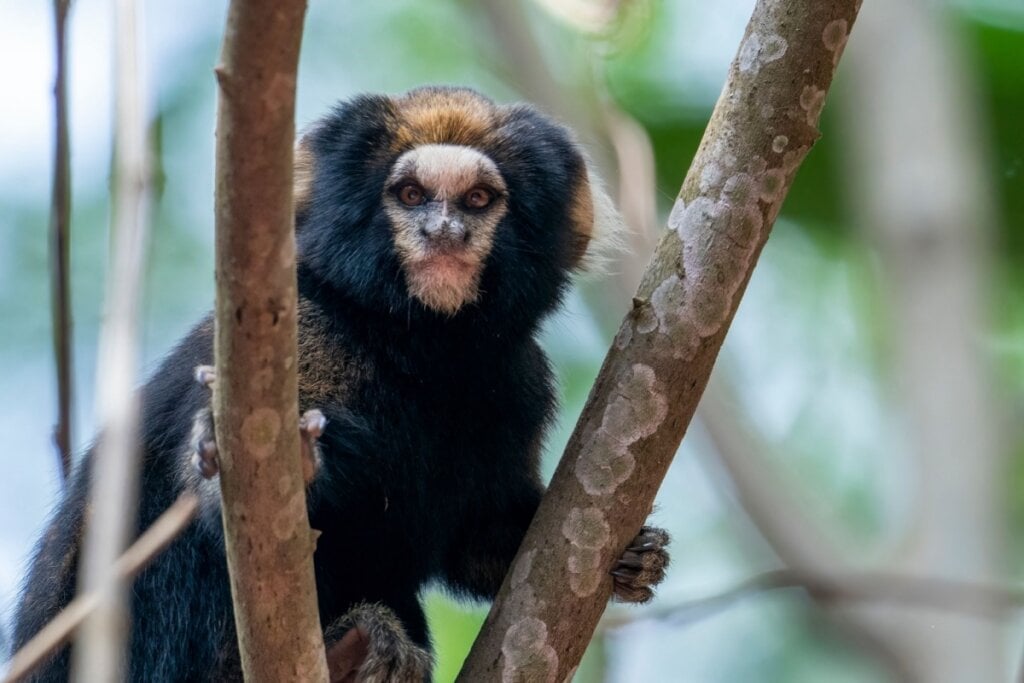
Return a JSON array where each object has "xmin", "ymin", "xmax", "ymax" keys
[{"xmin": 391, "ymin": 89, "xmax": 498, "ymax": 149}]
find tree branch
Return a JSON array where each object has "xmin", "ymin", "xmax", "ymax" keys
[
  {"xmin": 49, "ymin": 0, "xmax": 74, "ymax": 482},
  {"xmin": 601, "ymin": 568, "xmax": 1024, "ymax": 632},
  {"xmin": 457, "ymin": 1, "xmax": 861, "ymax": 679},
  {"xmin": 212, "ymin": 1, "xmax": 327, "ymax": 680}
]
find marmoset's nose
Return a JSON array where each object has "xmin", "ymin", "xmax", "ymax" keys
[{"xmin": 420, "ymin": 201, "xmax": 469, "ymax": 245}]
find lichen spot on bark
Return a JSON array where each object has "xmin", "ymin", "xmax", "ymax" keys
[
  {"xmin": 650, "ymin": 274, "xmax": 686, "ymax": 333},
  {"xmin": 604, "ymin": 364, "xmax": 668, "ymax": 444},
  {"xmin": 562, "ymin": 507, "xmax": 611, "ymax": 597},
  {"xmin": 675, "ymin": 190, "xmax": 759, "ymax": 337},
  {"xmin": 575, "ymin": 364, "xmax": 667, "ymax": 494},
  {"xmin": 613, "ymin": 321, "xmax": 634, "ymax": 349},
  {"xmin": 738, "ymin": 32, "xmax": 788, "ymax": 74},
  {"xmin": 800, "ymin": 85, "xmax": 826, "ymax": 127},
  {"xmin": 277, "ymin": 473, "xmax": 293, "ymax": 496},
  {"xmin": 240, "ymin": 407, "xmax": 282, "ymax": 460},
  {"xmin": 566, "ymin": 550, "xmax": 603, "ymax": 596},
  {"xmin": 700, "ymin": 162, "xmax": 727, "ymax": 193},
  {"xmin": 271, "ymin": 490, "xmax": 305, "ymax": 541},
  {"xmin": 610, "ymin": 366, "xmax": 667, "ymax": 440},
  {"xmin": 512, "ymin": 549, "xmax": 537, "ymax": 587},
  {"xmin": 575, "ymin": 438, "xmax": 634, "ymax": 497},
  {"xmin": 772, "ymin": 135, "xmax": 789, "ymax": 153},
  {"xmin": 562, "ymin": 507, "xmax": 611, "ymax": 549},
  {"xmin": 248, "ymin": 366, "xmax": 274, "ymax": 394},
  {"xmin": 760, "ymin": 168, "xmax": 786, "ymax": 204},
  {"xmin": 822, "ymin": 18, "xmax": 850, "ymax": 65},
  {"xmin": 501, "ymin": 617, "xmax": 558, "ymax": 683}
]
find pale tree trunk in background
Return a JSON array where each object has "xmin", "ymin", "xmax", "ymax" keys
[
  {"xmin": 71, "ymin": 0, "xmax": 151, "ymax": 678},
  {"xmin": 843, "ymin": 0, "xmax": 1006, "ymax": 680},
  {"xmin": 213, "ymin": 0, "xmax": 328, "ymax": 680},
  {"xmin": 458, "ymin": 0, "xmax": 862, "ymax": 678}
]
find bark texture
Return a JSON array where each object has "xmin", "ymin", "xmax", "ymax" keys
[
  {"xmin": 212, "ymin": 1, "xmax": 327, "ymax": 680},
  {"xmin": 457, "ymin": 0, "xmax": 862, "ymax": 680}
]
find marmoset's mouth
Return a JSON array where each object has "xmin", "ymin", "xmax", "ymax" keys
[
  {"xmin": 405, "ymin": 252, "xmax": 482, "ymax": 315},
  {"xmin": 416, "ymin": 250, "xmax": 475, "ymax": 270}
]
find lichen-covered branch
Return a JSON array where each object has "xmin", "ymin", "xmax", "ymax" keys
[
  {"xmin": 457, "ymin": 0, "xmax": 862, "ymax": 679},
  {"xmin": 212, "ymin": 1, "xmax": 327, "ymax": 680}
]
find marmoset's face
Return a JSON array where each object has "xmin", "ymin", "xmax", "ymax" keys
[
  {"xmin": 382, "ymin": 144, "xmax": 508, "ymax": 315},
  {"xmin": 294, "ymin": 86, "xmax": 617, "ymax": 329}
]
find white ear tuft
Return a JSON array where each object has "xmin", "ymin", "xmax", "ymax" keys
[{"xmin": 576, "ymin": 166, "xmax": 627, "ymax": 275}]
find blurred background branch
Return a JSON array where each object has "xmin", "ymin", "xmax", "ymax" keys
[
  {"xmin": 839, "ymin": 0, "xmax": 1007, "ymax": 679},
  {"xmin": 70, "ymin": 0, "xmax": 152, "ymax": 678},
  {"xmin": 603, "ymin": 567, "xmax": 1024, "ymax": 630},
  {"xmin": 48, "ymin": 0, "xmax": 74, "ymax": 484}
]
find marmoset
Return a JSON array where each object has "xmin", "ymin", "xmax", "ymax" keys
[{"xmin": 12, "ymin": 86, "xmax": 669, "ymax": 682}]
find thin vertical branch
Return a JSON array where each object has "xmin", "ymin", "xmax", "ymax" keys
[
  {"xmin": 212, "ymin": 1, "xmax": 327, "ymax": 680},
  {"xmin": 70, "ymin": 0, "xmax": 151, "ymax": 679},
  {"xmin": 49, "ymin": 0, "xmax": 74, "ymax": 482},
  {"xmin": 458, "ymin": 0, "xmax": 862, "ymax": 678}
]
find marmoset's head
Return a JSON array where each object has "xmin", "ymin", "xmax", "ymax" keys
[{"xmin": 295, "ymin": 86, "xmax": 620, "ymax": 330}]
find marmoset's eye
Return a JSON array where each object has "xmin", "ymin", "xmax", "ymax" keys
[
  {"xmin": 397, "ymin": 183, "xmax": 426, "ymax": 206},
  {"xmin": 463, "ymin": 187, "xmax": 493, "ymax": 210}
]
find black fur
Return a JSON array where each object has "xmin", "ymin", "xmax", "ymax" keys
[{"xmin": 12, "ymin": 88, "xmax": 583, "ymax": 681}]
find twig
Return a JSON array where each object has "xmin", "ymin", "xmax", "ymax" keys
[
  {"xmin": 49, "ymin": 0, "xmax": 74, "ymax": 482},
  {"xmin": 3, "ymin": 495, "xmax": 199, "ymax": 683},
  {"xmin": 71, "ymin": 0, "xmax": 151, "ymax": 678},
  {"xmin": 602, "ymin": 568, "xmax": 1024, "ymax": 632},
  {"xmin": 458, "ymin": 0, "xmax": 863, "ymax": 679}
]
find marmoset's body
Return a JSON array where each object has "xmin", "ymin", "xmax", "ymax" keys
[{"xmin": 13, "ymin": 87, "xmax": 667, "ymax": 681}]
